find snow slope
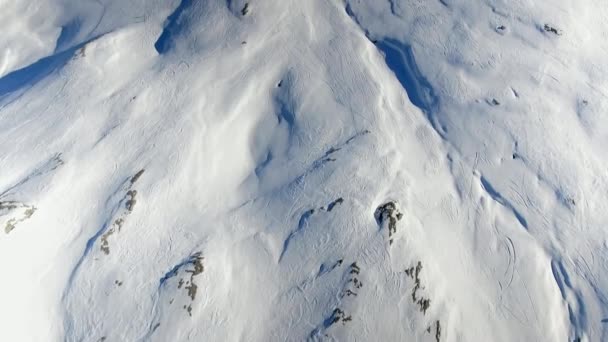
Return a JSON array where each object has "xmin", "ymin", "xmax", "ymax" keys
[{"xmin": 0, "ymin": 0, "xmax": 607, "ymax": 341}]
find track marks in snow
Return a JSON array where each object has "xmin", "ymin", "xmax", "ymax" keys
[{"xmin": 501, "ymin": 236, "xmax": 516, "ymax": 290}]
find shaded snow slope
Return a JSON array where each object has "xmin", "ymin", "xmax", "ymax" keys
[{"xmin": 0, "ymin": 0, "xmax": 607, "ymax": 341}]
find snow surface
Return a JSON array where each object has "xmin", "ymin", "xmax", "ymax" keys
[{"xmin": 0, "ymin": 0, "xmax": 607, "ymax": 341}]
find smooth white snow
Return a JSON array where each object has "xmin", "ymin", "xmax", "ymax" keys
[{"xmin": 0, "ymin": 0, "xmax": 607, "ymax": 341}]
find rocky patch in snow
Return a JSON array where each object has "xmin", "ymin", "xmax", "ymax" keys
[
  {"xmin": 0, "ymin": 201, "xmax": 36, "ymax": 234},
  {"xmin": 99, "ymin": 169, "xmax": 144, "ymax": 255},
  {"xmin": 375, "ymin": 201, "xmax": 403, "ymax": 246}
]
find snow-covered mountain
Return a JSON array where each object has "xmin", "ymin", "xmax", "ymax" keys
[{"xmin": 1, "ymin": 0, "xmax": 607, "ymax": 341}]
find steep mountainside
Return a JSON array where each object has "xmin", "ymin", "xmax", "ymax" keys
[{"xmin": 0, "ymin": 0, "xmax": 607, "ymax": 341}]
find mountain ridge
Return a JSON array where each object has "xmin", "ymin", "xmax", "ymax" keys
[{"xmin": 0, "ymin": 0, "xmax": 607, "ymax": 341}]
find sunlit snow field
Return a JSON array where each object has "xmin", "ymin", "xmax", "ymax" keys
[{"xmin": 0, "ymin": 0, "xmax": 607, "ymax": 341}]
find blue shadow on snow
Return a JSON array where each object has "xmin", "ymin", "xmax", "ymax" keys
[
  {"xmin": 375, "ymin": 39, "xmax": 438, "ymax": 113},
  {"xmin": 0, "ymin": 23, "xmax": 95, "ymax": 100},
  {"xmin": 155, "ymin": 0, "xmax": 193, "ymax": 54}
]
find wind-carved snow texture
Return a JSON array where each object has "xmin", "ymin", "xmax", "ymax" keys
[
  {"xmin": 2, "ymin": 0, "xmax": 608, "ymax": 340},
  {"xmin": 0, "ymin": 153, "xmax": 63, "ymax": 234},
  {"xmin": 254, "ymin": 128, "xmax": 371, "ymax": 202},
  {"xmin": 253, "ymin": 74, "xmax": 298, "ymax": 182},
  {"xmin": 63, "ymin": 169, "xmax": 145, "ymax": 340},
  {"xmin": 279, "ymin": 197, "xmax": 345, "ymax": 263},
  {"xmin": 0, "ymin": 153, "xmax": 64, "ymax": 198}
]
